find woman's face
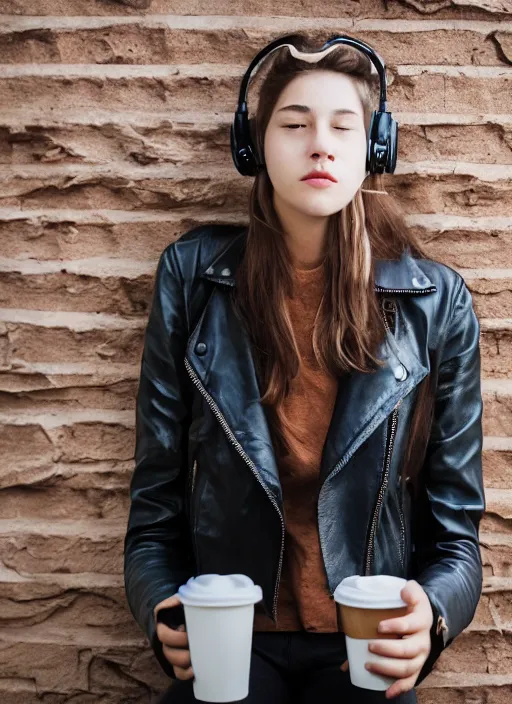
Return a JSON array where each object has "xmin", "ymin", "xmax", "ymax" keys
[{"xmin": 263, "ymin": 70, "xmax": 368, "ymax": 220}]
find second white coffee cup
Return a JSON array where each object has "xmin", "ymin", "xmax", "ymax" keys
[
  {"xmin": 177, "ymin": 573, "xmax": 263, "ymax": 703},
  {"xmin": 334, "ymin": 575, "xmax": 408, "ymax": 691}
]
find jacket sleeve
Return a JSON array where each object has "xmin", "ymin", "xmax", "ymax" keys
[
  {"xmin": 414, "ymin": 277, "xmax": 485, "ymax": 685},
  {"xmin": 123, "ymin": 244, "xmax": 195, "ymax": 679}
]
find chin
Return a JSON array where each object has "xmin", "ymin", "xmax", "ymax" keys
[{"xmin": 294, "ymin": 202, "xmax": 343, "ymax": 218}]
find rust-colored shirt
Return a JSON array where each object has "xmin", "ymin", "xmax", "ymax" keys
[{"xmin": 253, "ymin": 260, "xmax": 339, "ymax": 633}]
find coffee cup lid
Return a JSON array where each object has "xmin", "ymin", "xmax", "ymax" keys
[
  {"xmin": 333, "ymin": 575, "xmax": 408, "ymax": 609},
  {"xmin": 177, "ymin": 574, "xmax": 263, "ymax": 608}
]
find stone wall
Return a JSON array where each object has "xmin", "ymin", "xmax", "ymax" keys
[{"xmin": 1, "ymin": 1, "xmax": 512, "ymax": 702}]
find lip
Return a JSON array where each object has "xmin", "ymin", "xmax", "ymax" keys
[
  {"xmin": 301, "ymin": 170, "xmax": 337, "ymax": 183},
  {"xmin": 302, "ymin": 178, "xmax": 335, "ymax": 189}
]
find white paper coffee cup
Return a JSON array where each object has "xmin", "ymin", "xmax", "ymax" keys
[
  {"xmin": 334, "ymin": 575, "xmax": 408, "ymax": 691},
  {"xmin": 177, "ymin": 573, "xmax": 263, "ymax": 703}
]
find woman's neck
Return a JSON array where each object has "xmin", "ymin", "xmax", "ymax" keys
[{"xmin": 273, "ymin": 192, "xmax": 328, "ymax": 270}]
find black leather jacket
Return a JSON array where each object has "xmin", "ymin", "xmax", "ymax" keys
[{"xmin": 124, "ymin": 224, "xmax": 484, "ymax": 685}]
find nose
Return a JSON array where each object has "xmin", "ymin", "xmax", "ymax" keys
[{"xmin": 309, "ymin": 123, "xmax": 335, "ymax": 162}]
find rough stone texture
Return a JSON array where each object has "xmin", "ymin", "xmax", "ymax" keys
[
  {"xmin": 0, "ymin": 67, "xmax": 511, "ymax": 116},
  {"xmin": 414, "ymin": 219, "xmax": 512, "ymax": 268},
  {"xmin": 0, "ymin": 639, "xmax": 167, "ymax": 701},
  {"xmin": 484, "ymin": 446, "xmax": 512, "ymax": 488},
  {"xmin": 484, "ymin": 382, "xmax": 512, "ymax": 435},
  {"xmin": 1, "ymin": 19, "xmax": 512, "ymax": 66},
  {"xmin": 0, "ymin": 312, "xmax": 145, "ymax": 364},
  {"xmin": 479, "ymin": 325, "xmax": 512, "ymax": 377},
  {"xmin": 1, "ymin": 3, "xmax": 512, "ymax": 702},
  {"xmin": 5, "ymin": 0, "xmax": 512, "ymax": 18}
]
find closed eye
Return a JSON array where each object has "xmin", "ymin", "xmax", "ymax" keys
[{"xmin": 284, "ymin": 124, "xmax": 350, "ymax": 131}]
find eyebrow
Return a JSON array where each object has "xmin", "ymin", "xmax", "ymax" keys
[{"xmin": 276, "ymin": 104, "xmax": 360, "ymax": 117}]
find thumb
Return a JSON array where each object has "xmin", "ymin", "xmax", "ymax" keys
[
  {"xmin": 154, "ymin": 594, "xmax": 182, "ymax": 619},
  {"xmin": 340, "ymin": 659, "xmax": 349, "ymax": 672},
  {"xmin": 401, "ymin": 580, "xmax": 423, "ymax": 607}
]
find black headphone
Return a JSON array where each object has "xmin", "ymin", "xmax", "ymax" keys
[{"xmin": 230, "ymin": 34, "xmax": 398, "ymax": 177}]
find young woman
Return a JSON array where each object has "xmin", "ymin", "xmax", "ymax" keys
[{"xmin": 124, "ymin": 33, "xmax": 484, "ymax": 703}]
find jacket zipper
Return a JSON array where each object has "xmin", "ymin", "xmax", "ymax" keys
[
  {"xmin": 374, "ymin": 285, "xmax": 436, "ymax": 295},
  {"xmin": 317, "ymin": 296, "xmax": 403, "ymax": 591},
  {"xmin": 183, "ymin": 357, "xmax": 285, "ymax": 622},
  {"xmin": 398, "ymin": 477, "xmax": 406, "ymax": 569},
  {"xmin": 364, "ymin": 297, "xmax": 401, "ymax": 575},
  {"xmin": 383, "ymin": 298, "xmax": 406, "ymax": 568},
  {"xmin": 364, "ymin": 404, "xmax": 400, "ymax": 575}
]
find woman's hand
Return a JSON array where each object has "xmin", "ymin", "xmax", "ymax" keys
[
  {"xmin": 339, "ymin": 580, "xmax": 433, "ymax": 699},
  {"xmin": 154, "ymin": 595, "xmax": 194, "ymax": 681},
  {"xmin": 367, "ymin": 580, "xmax": 433, "ymax": 698}
]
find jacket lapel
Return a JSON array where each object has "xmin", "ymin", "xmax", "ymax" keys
[
  {"xmin": 319, "ymin": 251, "xmax": 436, "ymax": 483},
  {"xmin": 185, "ymin": 284, "xmax": 282, "ymax": 506},
  {"xmin": 192, "ymin": 231, "xmax": 436, "ymax": 494},
  {"xmin": 319, "ymin": 320, "xmax": 429, "ymax": 485}
]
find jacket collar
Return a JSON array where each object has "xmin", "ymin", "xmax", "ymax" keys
[{"xmin": 200, "ymin": 227, "xmax": 436, "ymax": 294}]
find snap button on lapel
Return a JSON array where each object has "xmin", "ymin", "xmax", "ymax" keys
[
  {"xmin": 195, "ymin": 342, "xmax": 207, "ymax": 356},
  {"xmin": 411, "ymin": 275, "xmax": 429, "ymax": 289},
  {"xmin": 220, "ymin": 267, "xmax": 231, "ymax": 277},
  {"xmin": 394, "ymin": 364, "xmax": 408, "ymax": 382}
]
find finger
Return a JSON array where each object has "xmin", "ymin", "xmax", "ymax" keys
[
  {"xmin": 378, "ymin": 609, "xmax": 431, "ymax": 635},
  {"xmin": 154, "ymin": 595, "xmax": 182, "ymax": 619},
  {"xmin": 156, "ymin": 623, "xmax": 189, "ymax": 647},
  {"xmin": 174, "ymin": 665, "xmax": 194, "ymax": 682},
  {"xmin": 162, "ymin": 645, "xmax": 192, "ymax": 669},
  {"xmin": 400, "ymin": 580, "xmax": 424, "ymax": 608},
  {"xmin": 366, "ymin": 655, "xmax": 424, "ymax": 680},
  {"xmin": 340, "ymin": 660, "xmax": 349, "ymax": 672},
  {"xmin": 369, "ymin": 634, "xmax": 427, "ymax": 659},
  {"xmin": 385, "ymin": 673, "xmax": 418, "ymax": 699}
]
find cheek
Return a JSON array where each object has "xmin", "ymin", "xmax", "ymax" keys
[
  {"xmin": 266, "ymin": 130, "xmax": 291, "ymax": 155},
  {"xmin": 264, "ymin": 136, "xmax": 296, "ymax": 183},
  {"xmin": 338, "ymin": 139, "xmax": 367, "ymax": 184},
  {"xmin": 342, "ymin": 133, "xmax": 367, "ymax": 160}
]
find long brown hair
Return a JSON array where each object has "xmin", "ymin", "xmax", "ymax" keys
[{"xmin": 232, "ymin": 33, "xmax": 435, "ymax": 473}]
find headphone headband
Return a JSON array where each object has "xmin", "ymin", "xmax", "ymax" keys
[{"xmin": 230, "ymin": 33, "xmax": 398, "ymax": 177}]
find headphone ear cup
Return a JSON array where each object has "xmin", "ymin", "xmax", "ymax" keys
[
  {"xmin": 366, "ymin": 110, "xmax": 398, "ymax": 175},
  {"xmin": 230, "ymin": 111, "xmax": 259, "ymax": 176},
  {"xmin": 387, "ymin": 117, "xmax": 398, "ymax": 174},
  {"xmin": 366, "ymin": 111, "xmax": 376, "ymax": 174}
]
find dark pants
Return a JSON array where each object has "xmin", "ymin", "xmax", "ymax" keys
[{"xmin": 157, "ymin": 631, "xmax": 418, "ymax": 703}]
